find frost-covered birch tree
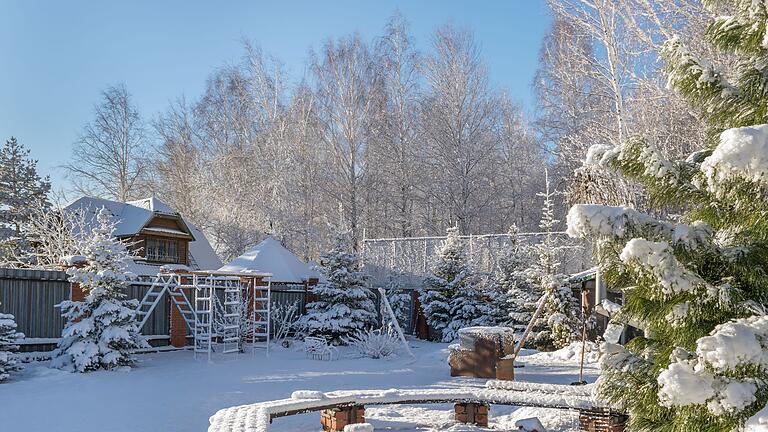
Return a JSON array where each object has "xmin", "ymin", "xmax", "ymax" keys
[
  {"xmin": 66, "ymin": 84, "xmax": 149, "ymax": 202},
  {"xmin": 312, "ymin": 35, "xmax": 380, "ymax": 249},
  {"xmin": 421, "ymin": 25, "xmax": 499, "ymax": 234}
]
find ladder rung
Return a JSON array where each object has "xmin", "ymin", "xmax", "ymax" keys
[
  {"xmin": 253, "ymin": 298, "xmax": 269, "ymax": 301},
  {"xmin": 252, "ymin": 309, "xmax": 268, "ymax": 313},
  {"xmin": 223, "ymin": 313, "xmax": 239, "ymax": 317},
  {"xmin": 224, "ymin": 301, "xmax": 239, "ymax": 305},
  {"xmin": 146, "ymin": 292, "xmax": 161, "ymax": 297},
  {"xmin": 197, "ymin": 309, "xmax": 211, "ymax": 313},
  {"xmin": 221, "ymin": 325, "xmax": 239, "ymax": 330},
  {"xmin": 223, "ymin": 337, "xmax": 239, "ymax": 342},
  {"xmin": 140, "ymin": 301, "xmax": 154, "ymax": 306}
]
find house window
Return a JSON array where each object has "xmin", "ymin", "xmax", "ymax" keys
[{"xmin": 145, "ymin": 237, "xmax": 179, "ymax": 263}]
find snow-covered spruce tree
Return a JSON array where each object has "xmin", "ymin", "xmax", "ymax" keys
[
  {"xmin": 568, "ymin": 3, "xmax": 768, "ymax": 429},
  {"xmin": 443, "ymin": 268, "xmax": 485, "ymax": 342},
  {"xmin": 297, "ymin": 234, "xmax": 377, "ymax": 344},
  {"xmin": 419, "ymin": 227, "xmax": 479, "ymax": 342},
  {"xmin": 382, "ymin": 273, "xmax": 411, "ymax": 329},
  {"xmin": 490, "ymin": 225, "xmax": 538, "ymax": 329},
  {"xmin": 532, "ymin": 171, "xmax": 580, "ymax": 350},
  {"xmin": 51, "ymin": 208, "xmax": 148, "ymax": 372},
  {"xmin": 0, "ymin": 136, "xmax": 51, "ymax": 265},
  {"xmin": 0, "ymin": 305, "xmax": 23, "ymax": 381}
]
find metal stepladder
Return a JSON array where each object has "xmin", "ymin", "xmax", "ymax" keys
[
  {"xmin": 193, "ymin": 273, "xmax": 213, "ymax": 357},
  {"xmin": 135, "ymin": 270, "xmax": 271, "ymax": 361},
  {"xmin": 136, "ymin": 273, "xmax": 196, "ymax": 334},
  {"xmin": 193, "ymin": 274, "xmax": 244, "ymax": 360},
  {"xmin": 249, "ymin": 278, "xmax": 271, "ymax": 356}
]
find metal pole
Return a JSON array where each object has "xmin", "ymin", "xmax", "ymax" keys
[
  {"xmin": 513, "ymin": 291, "xmax": 551, "ymax": 358},
  {"xmin": 378, "ymin": 287, "xmax": 415, "ymax": 358},
  {"xmin": 252, "ymin": 278, "xmax": 256, "ymax": 357},
  {"xmin": 579, "ymin": 288, "xmax": 588, "ymax": 384},
  {"xmin": 266, "ymin": 279, "xmax": 271, "ymax": 357}
]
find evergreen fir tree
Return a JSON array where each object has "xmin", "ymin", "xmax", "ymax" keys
[
  {"xmin": 0, "ymin": 137, "xmax": 51, "ymax": 264},
  {"xmin": 419, "ymin": 227, "xmax": 477, "ymax": 342},
  {"xmin": 444, "ymin": 268, "xmax": 484, "ymax": 341},
  {"xmin": 568, "ymin": 3, "xmax": 768, "ymax": 429},
  {"xmin": 0, "ymin": 305, "xmax": 23, "ymax": 382},
  {"xmin": 532, "ymin": 171, "xmax": 579, "ymax": 350},
  {"xmin": 297, "ymin": 233, "xmax": 377, "ymax": 344},
  {"xmin": 494, "ymin": 225, "xmax": 538, "ymax": 331},
  {"xmin": 382, "ymin": 273, "xmax": 411, "ymax": 329},
  {"xmin": 51, "ymin": 208, "xmax": 148, "ymax": 372}
]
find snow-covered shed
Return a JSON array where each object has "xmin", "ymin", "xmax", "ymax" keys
[
  {"xmin": 64, "ymin": 196, "xmax": 222, "ymax": 277},
  {"xmin": 219, "ymin": 237, "xmax": 319, "ymax": 285}
]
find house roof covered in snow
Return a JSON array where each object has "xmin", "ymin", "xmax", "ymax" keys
[
  {"xmin": 219, "ymin": 237, "xmax": 319, "ymax": 283},
  {"xmin": 64, "ymin": 196, "xmax": 222, "ymax": 275}
]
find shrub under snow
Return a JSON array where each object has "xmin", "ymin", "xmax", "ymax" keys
[{"xmin": 342, "ymin": 327, "xmax": 401, "ymax": 359}]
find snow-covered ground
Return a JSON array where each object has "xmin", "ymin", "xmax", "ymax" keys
[{"xmin": 0, "ymin": 339, "xmax": 599, "ymax": 431}]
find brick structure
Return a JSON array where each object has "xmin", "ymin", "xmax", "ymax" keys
[
  {"xmin": 448, "ymin": 328, "xmax": 515, "ymax": 379},
  {"xmin": 169, "ymin": 295, "xmax": 187, "ymax": 348},
  {"xmin": 495, "ymin": 357, "xmax": 515, "ymax": 381},
  {"xmin": 579, "ymin": 408, "xmax": 628, "ymax": 432},
  {"xmin": 320, "ymin": 406, "xmax": 365, "ymax": 432},
  {"xmin": 454, "ymin": 402, "xmax": 489, "ymax": 427},
  {"xmin": 70, "ymin": 283, "xmax": 86, "ymax": 302}
]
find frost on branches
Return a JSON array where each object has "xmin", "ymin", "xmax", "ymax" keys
[
  {"xmin": 51, "ymin": 208, "xmax": 148, "ymax": 372},
  {"xmin": 296, "ymin": 234, "xmax": 377, "ymax": 344},
  {"xmin": 419, "ymin": 227, "xmax": 481, "ymax": 342},
  {"xmin": 568, "ymin": 3, "xmax": 768, "ymax": 429},
  {"xmin": 0, "ymin": 306, "xmax": 23, "ymax": 381}
]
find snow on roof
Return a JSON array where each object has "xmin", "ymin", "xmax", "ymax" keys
[
  {"xmin": 64, "ymin": 196, "xmax": 222, "ymax": 275},
  {"xmin": 127, "ymin": 196, "xmax": 177, "ymax": 215},
  {"xmin": 219, "ymin": 237, "xmax": 318, "ymax": 283}
]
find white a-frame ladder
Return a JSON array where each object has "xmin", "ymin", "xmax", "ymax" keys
[{"xmin": 136, "ymin": 273, "xmax": 196, "ymax": 334}]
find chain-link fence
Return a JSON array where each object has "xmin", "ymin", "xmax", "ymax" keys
[{"xmin": 361, "ymin": 232, "xmax": 593, "ymax": 288}]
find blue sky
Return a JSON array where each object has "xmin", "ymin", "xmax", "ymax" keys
[{"xmin": 0, "ymin": 1, "xmax": 551, "ymax": 193}]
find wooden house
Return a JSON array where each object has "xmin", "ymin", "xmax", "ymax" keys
[{"xmin": 64, "ymin": 196, "xmax": 222, "ymax": 276}]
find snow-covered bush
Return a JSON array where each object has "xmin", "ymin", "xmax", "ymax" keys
[
  {"xmin": 0, "ymin": 307, "xmax": 23, "ymax": 381},
  {"xmin": 296, "ymin": 233, "xmax": 377, "ymax": 344},
  {"xmin": 51, "ymin": 208, "xmax": 148, "ymax": 372},
  {"xmin": 271, "ymin": 301, "xmax": 300, "ymax": 344},
  {"xmin": 343, "ymin": 327, "xmax": 400, "ymax": 359}
]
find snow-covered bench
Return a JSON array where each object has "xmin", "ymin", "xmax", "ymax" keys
[
  {"xmin": 208, "ymin": 382, "xmax": 610, "ymax": 432},
  {"xmin": 303, "ymin": 336, "xmax": 338, "ymax": 361}
]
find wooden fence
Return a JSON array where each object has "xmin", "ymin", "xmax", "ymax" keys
[{"xmin": 0, "ymin": 268, "xmax": 418, "ymax": 352}]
